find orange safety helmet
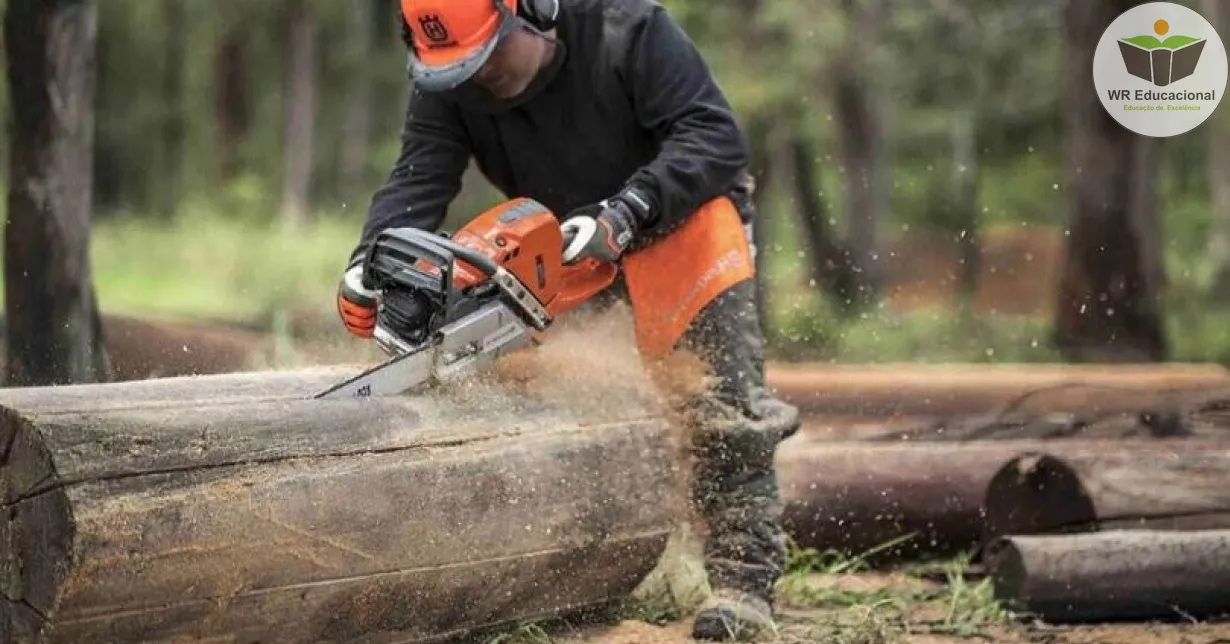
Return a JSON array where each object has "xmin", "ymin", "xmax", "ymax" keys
[{"xmin": 400, "ymin": 0, "xmax": 521, "ymax": 92}]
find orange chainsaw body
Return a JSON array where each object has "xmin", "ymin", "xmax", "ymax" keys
[{"xmin": 414, "ymin": 197, "xmax": 618, "ymax": 319}]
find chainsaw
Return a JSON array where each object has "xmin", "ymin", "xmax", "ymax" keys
[{"xmin": 314, "ymin": 197, "xmax": 619, "ymax": 400}]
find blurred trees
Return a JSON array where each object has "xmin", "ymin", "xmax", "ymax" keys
[{"xmin": 6, "ymin": 0, "xmax": 1230, "ymax": 367}]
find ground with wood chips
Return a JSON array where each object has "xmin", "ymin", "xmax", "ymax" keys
[{"xmin": 483, "ymin": 549, "xmax": 1230, "ymax": 644}]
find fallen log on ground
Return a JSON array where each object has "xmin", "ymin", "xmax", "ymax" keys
[
  {"xmin": 982, "ymin": 443, "xmax": 1230, "ymax": 542},
  {"xmin": 776, "ymin": 437, "xmax": 1220, "ymax": 560},
  {"xmin": 768, "ymin": 362, "xmax": 1230, "ymax": 419},
  {"xmin": 825, "ymin": 401, "xmax": 1206, "ymax": 443},
  {"xmin": 0, "ymin": 367, "xmax": 684, "ymax": 643},
  {"xmin": 983, "ymin": 530, "xmax": 1230, "ymax": 622}
]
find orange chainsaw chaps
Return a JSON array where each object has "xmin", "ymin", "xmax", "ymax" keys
[{"xmin": 621, "ymin": 196, "xmax": 755, "ymax": 361}]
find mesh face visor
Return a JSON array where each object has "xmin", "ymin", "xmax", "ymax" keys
[{"xmin": 405, "ymin": 0, "xmax": 519, "ymax": 92}]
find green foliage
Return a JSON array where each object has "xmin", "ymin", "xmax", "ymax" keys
[{"xmin": 86, "ymin": 202, "xmax": 361, "ymax": 324}]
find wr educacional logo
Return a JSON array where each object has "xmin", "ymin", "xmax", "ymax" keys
[
  {"xmin": 1115, "ymin": 19, "xmax": 1206, "ymax": 88},
  {"xmin": 1093, "ymin": 2, "xmax": 1228, "ymax": 138}
]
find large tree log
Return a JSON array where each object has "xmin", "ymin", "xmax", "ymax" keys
[
  {"xmin": 983, "ymin": 530, "xmax": 1230, "ymax": 622},
  {"xmin": 982, "ymin": 444, "xmax": 1230, "ymax": 542},
  {"xmin": 0, "ymin": 368, "xmax": 684, "ymax": 643},
  {"xmin": 776, "ymin": 438, "xmax": 1221, "ymax": 560}
]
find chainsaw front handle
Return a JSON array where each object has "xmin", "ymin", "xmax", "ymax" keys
[{"xmin": 560, "ymin": 216, "xmax": 598, "ymax": 264}]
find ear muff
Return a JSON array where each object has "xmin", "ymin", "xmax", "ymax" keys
[{"xmin": 517, "ymin": 0, "xmax": 558, "ymax": 31}]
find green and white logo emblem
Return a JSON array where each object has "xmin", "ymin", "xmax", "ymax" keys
[{"xmin": 1094, "ymin": 2, "xmax": 1228, "ymax": 138}]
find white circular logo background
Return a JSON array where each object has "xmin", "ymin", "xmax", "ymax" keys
[{"xmin": 1093, "ymin": 1, "xmax": 1228, "ymax": 138}]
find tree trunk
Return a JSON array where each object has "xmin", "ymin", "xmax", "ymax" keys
[
  {"xmin": 340, "ymin": 0, "xmax": 377, "ymax": 197},
  {"xmin": 213, "ymin": 8, "xmax": 249, "ymax": 182},
  {"xmin": 1053, "ymin": 0, "xmax": 1166, "ymax": 362},
  {"xmin": 833, "ymin": 0, "xmax": 886, "ymax": 306},
  {"xmin": 952, "ymin": 109, "xmax": 981, "ymax": 305},
  {"xmin": 983, "ymin": 530, "xmax": 1230, "ymax": 623},
  {"xmin": 1204, "ymin": 0, "xmax": 1230, "ymax": 301},
  {"xmin": 160, "ymin": 0, "xmax": 185, "ymax": 221},
  {"xmin": 789, "ymin": 130, "xmax": 869, "ymax": 315},
  {"xmin": 0, "ymin": 368, "xmax": 681, "ymax": 642},
  {"xmin": 2, "ymin": 0, "xmax": 108, "ymax": 387},
  {"xmin": 983, "ymin": 444, "xmax": 1230, "ymax": 541},
  {"xmin": 280, "ymin": 0, "xmax": 317, "ymax": 229}
]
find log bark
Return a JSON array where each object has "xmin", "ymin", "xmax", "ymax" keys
[
  {"xmin": 983, "ymin": 530, "xmax": 1230, "ymax": 622},
  {"xmin": 982, "ymin": 444, "xmax": 1230, "ymax": 542},
  {"xmin": 776, "ymin": 437, "xmax": 1221, "ymax": 560},
  {"xmin": 0, "ymin": 369, "xmax": 683, "ymax": 643}
]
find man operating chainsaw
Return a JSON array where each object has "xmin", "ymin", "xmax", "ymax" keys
[{"xmin": 335, "ymin": 0, "xmax": 801, "ymax": 639}]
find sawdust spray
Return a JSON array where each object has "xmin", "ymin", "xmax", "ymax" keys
[{"xmin": 462, "ymin": 300, "xmax": 717, "ymax": 615}]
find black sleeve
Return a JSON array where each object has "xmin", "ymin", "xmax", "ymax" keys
[
  {"xmin": 621, "ymin": 6, "xmax": 750, "ymax": 235},
  {"xmin": 351, "ymin": 87, "xmax": 472, "ymax": 263}
]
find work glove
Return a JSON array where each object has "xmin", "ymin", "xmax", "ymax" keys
[
  {"xmin": 561, "ymin": 187, "xmax": 652, "ymax": 265},
  {"xmin": 337, "ymin": 257, "xmax": 378, "ymax": 338}
]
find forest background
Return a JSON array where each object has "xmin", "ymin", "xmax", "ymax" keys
[{"xmin": 4, "ymin": 0, "xmax": 1229, "ymax": 386}]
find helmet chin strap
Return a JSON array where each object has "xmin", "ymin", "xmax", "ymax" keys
[
  {"xmin": 515, "ymin": 15, "xmax": 558, "ymax": 46},
  {"xmin": 522, "ymin": 23, "xmax": 559, "ymax": 69}
]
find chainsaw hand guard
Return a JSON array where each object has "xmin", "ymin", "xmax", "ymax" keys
[{"xmin": 361, "ymin": 227, "xmax": 503, "ymax": 349}]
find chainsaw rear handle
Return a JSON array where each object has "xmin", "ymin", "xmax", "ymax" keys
[{"xmin": 364, "ymin": 227, "xmax": 500, "ymax": 294}]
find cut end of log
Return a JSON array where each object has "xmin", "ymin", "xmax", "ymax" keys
[
  {"xmin": 983, "ymin": 451, "xmax": 1096, "ymax": 541},
  {"xmin": 0, "ymin": 490, "xmax": 71, "ymax": 636},
  {"xmin": 0, "ymin": 409, "xmax": 70, "ymax": 633},
  {"xmin": 980, "ymin": 536, "xmax": 1028, "ymax": 613}
]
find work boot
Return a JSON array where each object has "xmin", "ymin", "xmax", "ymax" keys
[{"xmin": 690, "ymin": 588, "xmax": 777, "ymax": 641}]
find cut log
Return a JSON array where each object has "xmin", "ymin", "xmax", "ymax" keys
[
  {"xmin": 776, "ymin": 437, "xmax": 1218, "ymax": 560},
  {"xmin": 982, "ymin": 444, "xmax": 1230, "ymax": 542},
  {"xmin": 0, "ymin": 368, "xmax": 684, "ymax": 643},
  {"xmin": 983, "ymin": 530, "xmax": 1230, "ymax": 622}
]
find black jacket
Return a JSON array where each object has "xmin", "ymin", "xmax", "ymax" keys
[{"xmin": 354, "ymin": 0, "xmax": 751, "ymax": 260}]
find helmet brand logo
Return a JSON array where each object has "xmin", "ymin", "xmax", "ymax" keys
[{"xmin": 418, "ymin": 15, "xmax": 450, "ymax": 44}]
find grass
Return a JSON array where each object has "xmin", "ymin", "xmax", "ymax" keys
[
  {"xmin": 1, "ymin": 196, "xmax": 1228, "ymax": 366},
  {"xmin": 472, "ymin": 536, "xmax": 1016, "ymax": 644},
  {"xmin": 774, "ymin": 538, "xmax": 1014, "ymax": 644},
  {"xmin": 88, "ymin": 209, "xmax": 361, "ymax": 325}
]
